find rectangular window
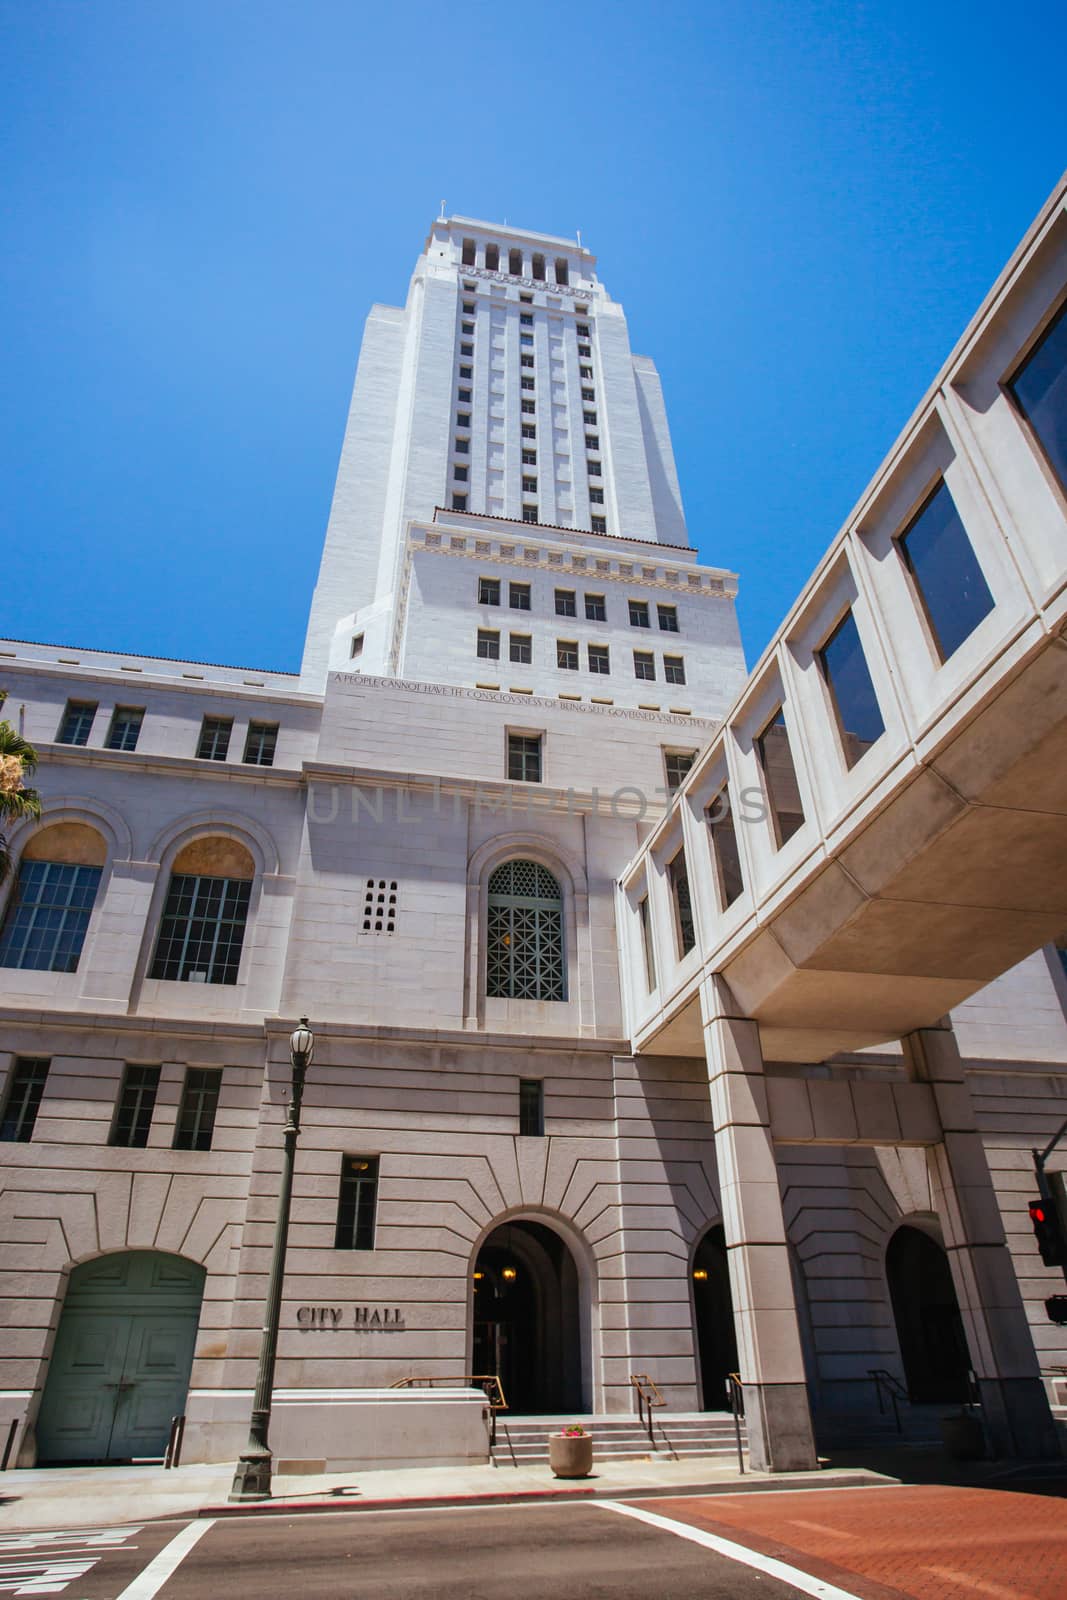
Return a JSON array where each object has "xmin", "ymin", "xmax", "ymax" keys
[
  {"xmin": 149, "ymin": 874, "xmax": 252, "ymax": 985},
  {"xmin": 585, "ymin": 434, "xmax": 599, "ymax": 451},
  {"xmin": 817, "ymin": 610, "xmax": 885, "ymax": 768},
  {"xmin": 638, "ymin": 897, "xmax": 656, "ymax": 992},
  {"xmin": 519, "ymin": 1078, "xmax": 544, "ymax": 1137},
  {"xmin": 707, "ymin": 787, "xmax": 744, "ymax": 909},
  {"xmin": 521, "ymin": 377, "xmax": 535, "ymax": 391},
  {"xmin": 588, "ymin": 644, "xmax": 610, "ymax": 674},
  {"xmin": 580, "ymin": 364, "xmax": 593, "ymax": 379},
  {"xmin": 477, "ymin": 629, "xmax": 500, "ymax": 660},
  {"xmin": 589, "ymin": 487, "xmax": 605, "ymax": 504},
  {"xmin": 557, "ymin": 639, "xmax": 579, "ymax": 670},
  {"xmin": 521, "ymin": 399, "xmax": 535, "ymax": 414},
  {"xmin": 582, "ymin": 387, "xmax": 594, "ymax": 401},
  {"xmin": 522, "ymin": 449, "xmax": 537, "ymax": 465},
  {"xmin": 522, "ymin": 476, "xmax": 537, "ymax": 493},
  {"xmin": 110, "ymin": 1064, "xmax": 160, "ymax": 1148},
  {"xmin": 462, "ymin": 301, "xmax": 475, "ymax": 314},
  {"xmin": 587, "ymin": 460, "xmax": 601, "ymax": 476},
  {"xmin": 462, "ymin": 322, "xmax": 474, "ymax": 335},
  {"xmin": 456, "ymin": 411, "xmax": 471, "ymax": 427},
  {"xmin": 334, "ymin": 1155, "xmax": 379, "ymax": 1250},
  {"xmin": 0, "ymin": 861, "xmax": 102, "ymax": 972},
  {"xmin": 669, "ymin": 849, "xmax": 696, "ymax": 956},
  {"xmin": 459, "ymin": 365, "xmax": 473, "ymax": 379},
  {"xmin": 629, "ymin": 600, "xmax": 650, "ymax": 628},
  {"xmin": 1008, "ymin": 300, "xmax": 1067, "ymax": 492},
  {"xmin": 755, "ymin": 708, "xmax": 806, "ymax": 848},
  {"xmin": 521, "ymin": 354, "xmax": 534, "ymax": 369},
  {"xmin": 197, "ymin": 716, "xmax": 232, "ymax": 761},
  {"xmin": 520, "ymin": 332, "xmax": 534, "ymax": 346},
  {"xmin": 664, "ymin": 750, "xmax": 695, "ymax": 792},
  {"xmin": 243, "ymin": 721, "xmax": 278, "ymax": 767},
  {"xmin": 657, "ymin": 604, "xmax": 679, "ymax": 632},
  {"xmin": 522, "ymin": 424, "xmax": 536, "ymax": 439},
  {"xmin": 522, "ymin": 505, "xmax": 539, "ymax": 523},
  {"xmin": 458, "ymin": 387, "xmax": 472, "ymax": 403},
  {"xmin": 454, "ymin": 464, "xmax": 468, "ymax": 481},
  {"xmin": 510, "ymin": 633, "xmax": 532, "ymax": 664},
  {"xmin": 455, "ymin": 437, "xmax": 470, "ymax": 454},
  {"xmin": 577, "ymin": 323, "xmax": 590, "ymax": 337},
  {"xmin": 56, "ymin": 700, "xmax": 96, "ymax": 746},
  {"xmin": 173, "ymin": 1068, "xmax": 222, "ymax": 1151},
  {"xmin": 519, "ymin": 291, "xmax": 533, "ymax": 303},
  {"xmin": 585, "ymin": 593, "xmax": 606, "ymax": 621},
  {"xmin": 579, "ymin": 344, "xmax": 591, "ymax": 358},
  {"xmin": 584, "ymin": 410, "xmax": 597, "ymax": 424},
  {"xmin": 555, "ymin": 588, "xmax": 577, "ymax": 617},
  {"xmin": 634, "ymin": 650, "xmax": 655, "ymax": 680},
  {"xmin": 479, "ymin": 576, "xmax": 501, "ymax": 606},
  {"xmin": 0, "ymin": 1058, "xmax": 49, "ymax": 1142},
  {"xmin": 664, "ymin": 655, "xmax": 686, "ymax": 685},
  {"xmin": 105, "ymin": 706, "xmax": 144, "ymax": 752},
  {"xmin": 591, "ymin": 516, "xmax": 607, "ymax": 533},
  {"xmin": 508, "ymin": 733, "xmax": 542, "ymax": 783},
  {"xmin": 461, "ymin": 342, "xmax": 473, "ymax": 356},
  {"xmin": 897, "ymin": 480, "xmax": 995, "ymax": 661},
  {"xmin": 452, "ymin": 493, "xmax": 467, "ymax": 511},
  {"xmin": 350, "ymin": 633, "xmax": 364, "ymax": 659},
  {"xmin": 509, "ymin": 582, "xmax": 531, "ymax": 610},
  {"xmin": 462, "ymin": 239, "xmax": 476, "ymax": 266},
  {"xmin": 520, "ymin": 312, "xmax": 534, "ymax": 326}
]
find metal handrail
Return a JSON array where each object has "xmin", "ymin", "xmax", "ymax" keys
[
  {"xmin": 726, "ymin": 1372, "xmax": 745, "ymax": 1474},
  {"xmin": 164, "ymin": 1413, "xmax": 186, "ymax": 1469},
  {"xmin": 868, "ymin": 1368, "xmax": 906, "ymax": 1433},
  {"xmin": 390, "ymin": 1373, "xmax": 507, "ymax": 1441},
  {"xmin": 630, "ymin": 1372, "xmax": 665, "ymax": 1448}
]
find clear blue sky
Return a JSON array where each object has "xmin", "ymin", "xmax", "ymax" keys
[{"xmin": 1, "ymin": 1, "xmax": 1064, "ymax": 674}]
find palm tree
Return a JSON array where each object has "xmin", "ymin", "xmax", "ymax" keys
[{"xmin": 0, "ymin": 691, "xmax": 42, "ymax": 884}]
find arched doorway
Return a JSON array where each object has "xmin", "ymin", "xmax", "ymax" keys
[
  {"xmin": 693, "ymin": 1226, "xmax": 738, "ymax": 1411},
  {"xmin": 886, "ymin": 1225, "xmax": 971, "ymax": 1403},
  {"xmin": 472, "ymin": 1220, "xmax": 582, "ymax": 1413},
  {"xmin": 35, "ymin": 1251, "xmax": 205, "ymax": 1464}
]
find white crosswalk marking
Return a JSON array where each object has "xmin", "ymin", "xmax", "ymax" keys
[{"xmin": 0, "ymin": 1525, "xmax": 143, "ymax": 1596}]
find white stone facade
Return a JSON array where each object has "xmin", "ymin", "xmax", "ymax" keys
[{"xmin": 1, "ymin": 195, "xmax": 1066, "ymax": 1473}]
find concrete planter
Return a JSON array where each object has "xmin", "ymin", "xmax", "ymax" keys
[
  {"xmin": 548, "ymin": 1431, "xmax": 593, "ymax": 1478},
  {"xmin": 939, "ymin": 1411, "xmax": 985, "ymax": 1461}
]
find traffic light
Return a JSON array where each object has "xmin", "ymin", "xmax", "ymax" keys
[
  {"xmin": 1028, "ymin": 1197, "xmax": 1067, "ymax": 1267},
  {"xmin": 1046, "ymin": 1295, "xmax": 1067, "ymax": 1325}
]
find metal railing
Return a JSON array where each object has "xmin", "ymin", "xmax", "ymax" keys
[
  {"xmin": 726, "ymin": 1372, "xmax": 745, "ymax": 1474},
  {"xmin": 390, "ymin": 1374, "xmax": 507, "ymax": 1446},
  {"xmin": 868, "ymin": 1368, "xmax": 908, "ymax": 1433},
  {"xmin": 630, "ymin": 1372, "xmax": 665, "ymax": 1449}
]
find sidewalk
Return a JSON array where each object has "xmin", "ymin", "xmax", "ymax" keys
[{"xmin": 0, "ymin": 1455, "xmax": 896, "ymax": 1533}]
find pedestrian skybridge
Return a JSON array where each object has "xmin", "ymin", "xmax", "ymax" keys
[{"xmin": 619, "ymin": 177, "xmax": 1067, "ymax": 1066}]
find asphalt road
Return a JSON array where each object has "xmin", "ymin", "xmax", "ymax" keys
[{"xmin": 0, "ymin": 1503, "xmax": 823, "ymax": 1600}]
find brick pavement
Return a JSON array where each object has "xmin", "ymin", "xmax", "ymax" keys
[{"xmin": 637, "ymin": 1483, "xmax": 1067, "ymax": 1600}]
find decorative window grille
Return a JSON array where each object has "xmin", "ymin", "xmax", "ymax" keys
[
  {"xmin": 486, "ymin": 859, "xmax": 565, "ymax": 1001},
  {"xmin": 362, "ymin": 879, "xmax": 397, "ymax": 934},
  {"xmin": 0, "ymin": 1058, "xmax": 50, "ymax": 1142},
  {"xmin": 149, "ymin": 875, "xmax": 251, "ymax": 984},
  {"xmin": 173, "ymin": 1068, "xmax": 222, "ymax": 1150},
  {"xmin": 0, "ymin": 861, "xmax": 102, "ymax": 972}
]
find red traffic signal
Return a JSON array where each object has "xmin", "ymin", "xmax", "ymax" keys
[{"xmin": 1029, "ymin": 1197, "xmax": 1067, "ymax": 1267}]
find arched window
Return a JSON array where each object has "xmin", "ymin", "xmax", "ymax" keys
[
  {"xmin": 486, "ymin": 859, "xmax": 565, "ymax": 1001},
  {"xmin": 150, "ymin": 837, "xmax": 254, "ymax": 986},
  {"xmin": 554, "ymin": 257, "xmax": 569, "ymax": 286},
  {"xmin": 508, "ymin": 248, "xmax": 523, "ymax": 277},
  {"xmin": 461, "ymin": 238, "xmax": 476, "ymax": 266},
  {"xmin": 0, "ymin": 823, "xmax": 106, "ymax": 972},
  {"xmin": 484, "ymin": 243, "xmax": 499, "ymax": 271},
  {"xmin": 532, "ymin": 253, "xmax": 546, "ymax": 281}
]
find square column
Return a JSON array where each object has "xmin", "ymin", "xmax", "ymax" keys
[
  {"xmin": 700, "ymin": 976, "xmax": 817, "ymax": 1472},
  {"xmin": 906, "ymin": 1021, "xmax": 1060, "ymax": 1459}
]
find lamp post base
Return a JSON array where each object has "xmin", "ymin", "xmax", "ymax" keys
[{"xmin": 230, "ymin": 1451, "xmax": 273, "ymax": 1502}]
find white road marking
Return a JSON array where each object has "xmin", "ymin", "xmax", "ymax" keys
[
  {"xmin": 597, "ymin": 1499, "xmax": 867, "ymax": 1600},
  {"xmin": 0, "ymin": 1558, "xmax": 96, "ymax": 1595},
  {"xmin": 0, "ymin": 1527, "xmax": 145, "ymax": 1595},
  {"xmin": 108, "ymin": 1520, "xmax": 215, "ymax": 1600},
  {"xmin": 0, "ymin": 1533, "xmax": 142, "ymax": 1554}
]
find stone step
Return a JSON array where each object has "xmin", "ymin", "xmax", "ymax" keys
[{"xmin": 491, "ymin": 1413, "xmax": 745, "ymax": 1465}]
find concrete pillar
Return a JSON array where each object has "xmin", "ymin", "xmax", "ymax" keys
[
  {"xmin": 700, "ymin": 975, "xmax": 817, "ymax": 1472},
  {"xmin": 905, "ymin": 1020, "xmax": 1060, "ymax": 1459}
]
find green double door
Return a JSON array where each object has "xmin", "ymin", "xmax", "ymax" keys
[{"xmin": 36, "ymin": 1251, "xmax": 205, "ymax": 1465}]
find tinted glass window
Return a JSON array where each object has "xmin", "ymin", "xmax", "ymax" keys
[
  {"xmin": 898, "ymin": 481, "xmax": 994, "ymax": 661},
  {"xmin": 818, "ymin": 610, "xmax": 885, "ymax": 768},
  {"xmin": 755, "ymin": 709, "xmax": 805, "ymax": 849},
  {"xmin": 1009, "ymin": 300, "xmax": 1067, "ymax": 492},
  {"xmin": 707, "ymin": 788, "xmax": 744, "ymax": 908}
]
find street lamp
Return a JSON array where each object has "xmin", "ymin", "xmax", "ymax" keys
[{"xmin": 230, "ymin": 1018, "xmax": 315, "ymax": 1501}]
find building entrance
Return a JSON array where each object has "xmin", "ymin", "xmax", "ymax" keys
[
  {"xmin": 35, "ymin": 1251, "xmax": 205, "ymax": 1464},
  {"xmin": 886, "ymin": 1225, "xmax": 971, "ymax": 1403},
  {"xmin": 472, "ymin": 1220, "xmax": 582, "ymax": 1413},
  {"xmin": 693, "ymin": 1225, "xmax": 739, "ymax": 1411}
]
